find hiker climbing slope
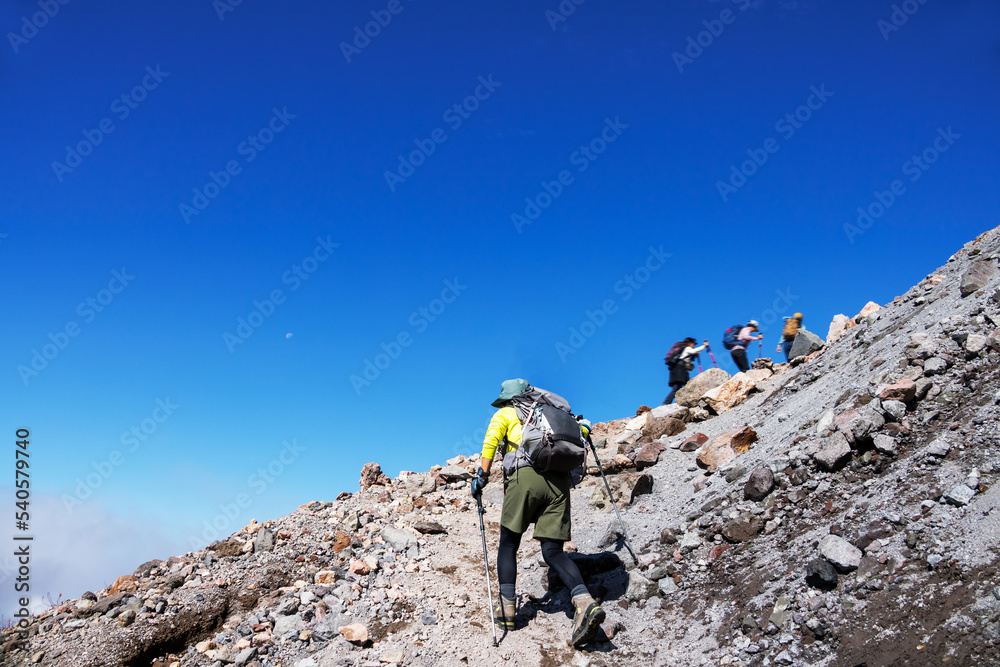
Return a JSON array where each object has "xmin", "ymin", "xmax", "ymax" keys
[
  {"xmin": 470, "ymin": 378, "xmax": 606, "ymax": 648},
  {"xmin": 663, "ymin": 338, "xmax": 709, "ymax": 404},
  {"xmin": 776, "ymin": 312, "xmax": 803, "ymax": 361}
]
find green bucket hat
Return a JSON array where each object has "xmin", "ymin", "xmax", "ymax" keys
[{"xmin": 491, "ymin": 378, "xmax": 529, "ymax": 408}]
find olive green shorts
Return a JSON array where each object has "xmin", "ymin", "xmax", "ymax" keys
[{"xmin": 500, "ymin": 466, "xmax": 572, "ymax": 541}]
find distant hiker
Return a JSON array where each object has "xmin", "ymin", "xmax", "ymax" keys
[
  {"xmin": 663, "ymin": 338, "xmax": 709, "ymax": 405},
  {"xmin": 729, "ymin": 320, "xmax": 762, "ymax": 372},
  {"xmin": 471, "ymin": 379, "xmax": 606, "ymax": 648},
  {"xmin": 776, "ymin": 312, "xmax": 803, "ymax": 361}
]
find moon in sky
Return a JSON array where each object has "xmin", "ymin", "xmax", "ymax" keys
[{"xmin": 285, "ymin": 333, "xmax": 293, "ymax": 339}]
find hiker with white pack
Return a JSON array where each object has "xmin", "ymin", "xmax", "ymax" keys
[
  {"xmin": 663, "ymin": 338, "xmax": 709, "ymax": 405},
  {"xmin": 470, "ymin": 378, "xmax": 606, "ymax": 648}
]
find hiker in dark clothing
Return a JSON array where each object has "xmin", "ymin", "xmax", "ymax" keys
[
  {"xmin": 731, "ymin": 321, "xmax": 762, "ymax": 372},
  {"xmin": 664, "ymin": 338, "xmax": 709, "ymax": 404}
]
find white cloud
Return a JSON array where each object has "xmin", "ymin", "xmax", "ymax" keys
[{"xmin": 0, "ymin": 494, "xmax": 181, "ymax": 617}]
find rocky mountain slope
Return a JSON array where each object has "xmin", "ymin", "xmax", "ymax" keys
[{"xmin": 3, "ymin": 226, "xmax": 1000, "ymax": 667}]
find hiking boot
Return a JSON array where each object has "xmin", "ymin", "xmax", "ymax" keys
[
  {"xmin": 494, "ymin": 595, "xmax": 516, "ymax": 631},
  {"xmin": 570, "ymin": 593, "xmax": 605, "ymax": 648}
]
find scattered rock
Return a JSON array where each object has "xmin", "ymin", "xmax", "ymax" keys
[
  {"xmin": 703, "ymin": 368, "xmax": 773, "ymax": 413},
  {"xmin": 679, "ymin": 433, "xmax": 708, "ymax": 452},
  {"xmin": 813, "ymin": 432, "xmax": 852, "ymax": 471},
  {"xmin": 879, "ymin": 379, "xmax": 916, "ymax": 403},
  {"xmin": 960, "ymin": 260, "xmax": 997, "ymax": 297},
  {"xmin": 340, "ymin": 623, "xmax": 369, "ymax": 645},
  {"xmin": 818, "ymin": 534, "xmax": 863, "ymax": 572},
  {"xmin": 381, "ymin": 526, "xmax": 418, "ymax": 552},
  {"xmin": 625, "ymin": 572, "xmax": 658, "ymax": 601},
  {"xmin": 805, "ymin": 558, "xmax": 838, "ymax": 590},
  {"xmin": 743, "ymin": 467, "xmax": 775, "ymax": 502},
  {"xmin": 927, "ymin": 437, "xmax": 952, "ymax": 457},
  {"xmin": 945, "ymin": 485, "xmax": 976, "ymax": 506}
]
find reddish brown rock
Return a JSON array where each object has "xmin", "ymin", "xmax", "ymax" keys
[
  {"xmin": 110, "ymin": 575, "xmax": 139, "ymax": 594},
  {"xmin": 359, "ymin": 462, "xmax": 390, "ymax": 490},
  {"xmin": 643, "ymin": 416, "xmax": 686, "ymax": 440},
  {"xmin": 679, "ymin": 433, "xmax": 708, "ymax": 452},
  {"xmin": 634, "ymin": 441, "xmax": 667, "ymax": 471},
  {"xmin": 879, "ymin": 379, "xmax": 916, "ymax": 403},
  {"xmin": 696, "ymin": 427, "xmax": 758, "ymax": 473},
  {"xmin": 331, "ymin": 531, "xmax": 352, "ymax": 553}
]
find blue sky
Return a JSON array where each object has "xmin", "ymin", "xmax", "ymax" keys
[{"xmin": 2, "ymin": 0, "xmax": 998, "ymax": 610}]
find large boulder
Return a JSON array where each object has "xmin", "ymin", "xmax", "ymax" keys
[
  {"xmin": 789, "ymin": 329, "xmax": 824, "ymax": 359},
  {"xmin": 675, "ymin": 368, "xmax": 731, "ymax": 407},
  {"xmin": 696, "ymin": 426, "xmax": 758, "ymax": 473},
  {"xmin": 961, "ymin": 260, "xmax": 997, "ymax": 297},
  {"xmin": 702, "ymin": 368, "xmax": 773, "ymax": 414}
]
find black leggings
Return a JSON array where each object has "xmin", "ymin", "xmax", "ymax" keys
[{"xmin": 497, "ymin": 525, "xmax": 585, "ymax": 593}]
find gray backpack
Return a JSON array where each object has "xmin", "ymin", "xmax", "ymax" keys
[{"xmin": 502, "ymin": 385, "xmax": 587, "ymax": 477}]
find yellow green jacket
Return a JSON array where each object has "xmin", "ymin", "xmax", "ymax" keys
[
  {"xmin": 481, "ymin": 407, "xmax": 522, "ymax": 461},
  {"xmin": 480, "ymin": 407, "xmax": 591, "ymax": 462}
]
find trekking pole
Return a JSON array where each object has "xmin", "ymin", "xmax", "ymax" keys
[
  {"xmin": 474, "ymin": 492, "xmax": 499, "ymax": 647},
  {"xmin": 586, "ymin": 439, "xmax": 638, "ymax": 566},
  {"xmin": 706, "ymin": 344, "xmax": 719, "ymax": 369},
  {"xmin": 759, "ymin": 340, "xmax": 762, "ymax": 360}
]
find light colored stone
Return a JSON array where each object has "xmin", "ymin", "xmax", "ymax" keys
[
  {"xmin": 854, "ymin": 301, "xmax": 882, "ymax": 320},
  {"xmin": 625, "ymin": 414, "xmax": 648, "ymax": 431},
  {"xmin": 814, "ymin": 432, "xmax": 852, "ymax": 471},
  {"xmin": 826, "ymin": 314, "xmax": 855, "ymax": 343},
  {"xmin": 818, "ymin": 534, "xmax": 862, "ymax": 572},
  {"xmin": 315, "ymin": 570, "xmax": 338, "ymax": 585},
  {"xmin": 873, "ymin": 434, "xmax": 898, "ymax": 456},
  {"xmin": 927, "ymin": 437, "xmax": 951, "ymax": 457},
  {"xmin": 658, "ymin": 577, "xmax": 678, "ymax": 595},
  {"xmin": 881, "ymin": 400, "xmax": 906, "ymax": 422},
  {"xmin": 437, "ymin": 465, "xmax": 474, "ymax": 482},
  {"xmin": 703, "ymin": 369, "xmax": 772, "ymax": 413},
  {"xmin": 381, "ymin": 526, "xmax": 418, "ymax": 552},
  {"xmin": 626, "ymin": 572, "xmax": 658, "ymax": 600},
  {"xmin": 676, "ymin": 368, "xmax": 731, "ymax": 407},
  {"xmin": 965, "ymin": 333, "xmax": 988, "ymax": 355},
  {"xmin": 273, "ymin": 614, "xmax": 304, "ymax": 637},
  {"xmin": 340, "ymin": 623, "xmax": 369, "ymax": 645},
  {"xmin": 945, "ymin": 485, "xmax": 975, "ymax": 506}
]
